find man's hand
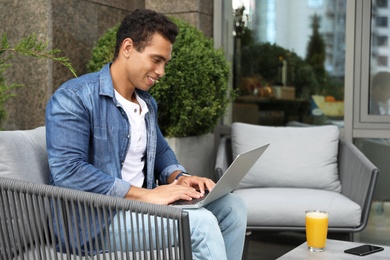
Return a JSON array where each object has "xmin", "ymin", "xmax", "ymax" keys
[
  {"xmin": 125, "ymin": 181, "xmax": 205, "ymax": 205},
  {"xmin": 176, "ymin": 175, "xmax": 215, "ymax": 195},
  {"xmin": 167, "ymin": 170, "xmax": 216, "ymax": 195}
]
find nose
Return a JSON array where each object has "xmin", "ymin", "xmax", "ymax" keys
[{"xmin": 155, "ymin": 63, "xmax": 165, "ymax": 78}]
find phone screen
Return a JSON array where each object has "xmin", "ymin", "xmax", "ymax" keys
[{"xmin": 344, "ymin": 244, "xmax": 384, "ymax": 256}]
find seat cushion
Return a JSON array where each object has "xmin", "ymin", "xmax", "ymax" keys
[
  {"xmin": 234, "ymin": 188, "xmax": 361, "ymax": 227},
  {"xmin": 0, "ymin": 126, "xmax": 49, "ymax": 184},
  {"xmin": 0, "ymin": 127, "xmax": 49, "ymax": 255},
  {"xmin": 231, "ymin": 122, "xmax": 341, "ymax": 192}
]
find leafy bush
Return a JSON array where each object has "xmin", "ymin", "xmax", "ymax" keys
[
  {"xmin": 88, "ymin": 17, "xmax": 233, "ymax": 137},
  {"xmin": 0, "ymin": 34, "xmax": 76, "ymax": 127},
  {"xmin": 88, "ymin": 26, "xmax": 117, "ymax": 73},
  {"xmin": 241, "ymin": 42, "xmax": 319, "ymax": 97}
]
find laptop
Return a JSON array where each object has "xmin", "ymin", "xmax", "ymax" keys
[{"xmin": 170, "ymin": 143, "xmax": 270, "ymax": 209}]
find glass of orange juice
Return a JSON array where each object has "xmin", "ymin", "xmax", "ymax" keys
[{"xmin": 305, "ymin": 210, "xmax": 328, "ymax": 252}]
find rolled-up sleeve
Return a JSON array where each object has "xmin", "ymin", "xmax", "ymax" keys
[
  {"xmin": 107, "ymin": 178, "xmax": 132, "ymax": 198},
  {"xmin": 160, "ymin": 164, "xmax": 186, "ymax": 184}
]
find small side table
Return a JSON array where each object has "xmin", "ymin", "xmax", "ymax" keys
[{"xmin": 278, "ymin": 239, "xmax": 390, "ymax": 259}]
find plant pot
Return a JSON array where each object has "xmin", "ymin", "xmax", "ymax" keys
[{"xmin": 165, "ymin": 133, "xmax": 214, "ymax": 180}]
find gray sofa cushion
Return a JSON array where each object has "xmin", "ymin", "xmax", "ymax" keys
[
  {"xmin": 231, "ymin": 122, "xmax": 341, "ymax": 192},
  {"xmin": 234, "ymin": 188, "xmax": 361, "ymax": 227},
  {"xmin": 0, "ymin": 126, "xmax": 49, "ymax": 184},
  {"xmin": 0, "ymin": 126, "xmax": 49, "ymax": 254}
]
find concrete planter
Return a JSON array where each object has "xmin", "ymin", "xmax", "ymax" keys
[{"xmin": 165, "ymin": 133, "xmax": 214, "ymax": 179}]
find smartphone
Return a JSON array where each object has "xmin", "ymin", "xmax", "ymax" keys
[{"xmin": 344, "ymin": 244, "xmax": 384, "ymax": 256}]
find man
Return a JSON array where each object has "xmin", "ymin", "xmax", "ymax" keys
[{"xmin": 46, "ymin": 9, "xmax": 246, "ymax": 260}]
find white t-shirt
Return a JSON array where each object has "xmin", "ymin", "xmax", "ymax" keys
[{"xmin": 114, "ymin": 90, "xmax": 149, "ymax": 187}]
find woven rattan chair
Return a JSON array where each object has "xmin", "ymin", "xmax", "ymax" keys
[
  {"xmin": 0, "ymin": 127, "xmax": 192, "ymax": 259},
  {"xmin": 214, "ymin": 123, "xmax": 379, "ymax": 260}
]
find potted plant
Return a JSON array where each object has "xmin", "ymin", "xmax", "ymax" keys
[
  {"xmin": 88, "ymin": 17, "xmax": 234, "ymax": 178},
  {"xmin": 0, "ymin": 34, "xmax": 76, "ymax": 128}
]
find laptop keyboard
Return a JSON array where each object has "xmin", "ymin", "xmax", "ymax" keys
[{"xmin": 170, "ymin": 191, "xmax": 210, "ymax": 206}]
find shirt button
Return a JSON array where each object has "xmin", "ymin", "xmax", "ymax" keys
[
  {"xmin": 127, "ymin": 135, "xmax": 130, "ymax": 139},
  {"xmin": 134, "ymin": 109, "xmax": 137, "ymax": 113}
]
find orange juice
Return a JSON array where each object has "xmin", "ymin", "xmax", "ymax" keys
[{"xmin": 305, "ymin": 210, "xmax": 328, "ymax": 251}]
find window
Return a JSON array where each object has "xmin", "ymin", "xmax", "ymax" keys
[
  {"xmin": 377, "ymin": 55, "xmax": 389, "ymax": 66},
  {"xmin": 376, "ymin": 0, "xmax": 388, "ymax": 8},
  {"xmin": 367, "ymin": 1, "xmax": 390, "ymax": 117},
  {"xmin": 376, "ymin": 16, "xmax": 388, "ymax": 27},
  {"xmin": 232, "ymin": 0, "xmax": 346, "ymax": 126},
  {"xmin": 356, "ymin": 0, "xmax": 390, "ymax": 125},
  {"xmin": 375, "ymin": 35, "xmax": 388, "ymax": 46}
]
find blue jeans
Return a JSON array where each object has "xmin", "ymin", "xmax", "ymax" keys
[
  {"xmin": 106, "ymin": 193, "xmax": 247, "ymax": 260},
  {"xmin": 189, "ymin": 193, "xmax": 247, "ymax": 260}
]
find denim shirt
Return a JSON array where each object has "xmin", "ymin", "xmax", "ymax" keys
[
  {"xmin": 46, "ymin": 63, "xmax": 186, "ymax": 254},
  {"xmin": 46, "ymin": 63, "xmax": 185, "ymax": 196}
]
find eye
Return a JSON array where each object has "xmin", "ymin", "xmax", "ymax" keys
[{"xmin": 153, "ymin": 57, "xmax": 162, "ymax": 64}]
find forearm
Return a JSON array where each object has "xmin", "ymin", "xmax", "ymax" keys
[
  {"xmin": 124, "ymin": 178, "xmax": 203, "ymax": 205},
  {"xmin": 167, "ymin": 170, "xmax": 184, "ymax": 184},
  {"xmin": 125, "ymin": 170, "xmax": 183, "ymax": 201},
  {"xmin": 125, "ymin": 185, "xmax": 147, "ymax": 201}
]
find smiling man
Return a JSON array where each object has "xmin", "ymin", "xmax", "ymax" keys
[{"xmin": 46, "ymin": 9, "xmax": 246, "ymax": 260}]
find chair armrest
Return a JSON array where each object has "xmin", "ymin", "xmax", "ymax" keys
[
  {"xmin": 214, "ymin": 136, "xmax": 233, "ymax": 180},
  {"xmin": 0, "ymin": 177, "xmax": 192, "ymax": 259},
  {"xmin": 338, "ymin": 139, "xmax": 379, "ymax": 231}
]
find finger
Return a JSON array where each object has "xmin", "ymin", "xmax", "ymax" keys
[
  {"xmin": 193, "ymin": 179, "xmax": 208, "ymax": 195},
  {"xmin": 204, "ymin": 179, "xmax": 216, "ymax": 192},
  {"xmin": 176, "ymin": 188, "xmax": 202, "ymax": 201}
]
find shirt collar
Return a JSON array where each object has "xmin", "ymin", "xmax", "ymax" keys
[{"xmin": 98, "ymin": 63, "xmax": 152, "ymax": 102}]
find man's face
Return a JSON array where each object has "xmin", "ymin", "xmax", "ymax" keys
[{"xmin": 125, "ymin": 33, "xmax": 173, "ymax": 92}]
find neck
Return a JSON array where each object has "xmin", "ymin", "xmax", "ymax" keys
[{"xmin": 110, "ymin": 61, "xmax": 135, "ymax": 101}]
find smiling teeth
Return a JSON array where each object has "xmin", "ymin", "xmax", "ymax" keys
[{"xmin": 149, "ymin": 76, "xmax": 159, "ymax": 83}]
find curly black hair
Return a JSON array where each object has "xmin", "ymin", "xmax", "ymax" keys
[{"xmin": 114, "ymin": 9, "xmax": 179, "ymax": 60}]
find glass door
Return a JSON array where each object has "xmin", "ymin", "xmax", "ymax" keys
[
  {"xmin": 231, "ymin": 0, "xmax": 347, "ymax": 126},
  {"xmin": 355, "ymin": 0, "xmax": 390, "ymax": 135}
]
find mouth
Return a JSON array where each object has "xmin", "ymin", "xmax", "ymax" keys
[{"xmin": 147, "ymin": 76, "xmax": 159, "ymax": 85}]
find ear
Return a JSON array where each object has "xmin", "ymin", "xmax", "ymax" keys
[{"xmin": 121, "ymin": 38, "xmax": 134, "ymax": 58}]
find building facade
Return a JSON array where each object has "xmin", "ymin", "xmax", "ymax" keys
[{"xmin": 1, "ymin": 0, "xmax": 213, "ymax": 130}]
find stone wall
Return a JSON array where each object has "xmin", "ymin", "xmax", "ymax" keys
[
  {"xmin": 1, "ymin": 0, "xmax": 52, "ymax": 130},
  {"xmin": 146, "ymin": 0, "xmax": 213, "ymax": 38},
  {"xmin": 1, "ymin": 0, "xmax": 213, "ymax": 130}
]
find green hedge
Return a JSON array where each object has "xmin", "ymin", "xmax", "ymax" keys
[{"xmin": 88, "ymin": 17, "xmax": 233, "ymax": 137}]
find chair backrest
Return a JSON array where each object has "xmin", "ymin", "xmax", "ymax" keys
[
  {"xmin": 230, "ymin": 122, "xmax": 341, "ymax": 192},
  {"xmin": 0, "ymin": 126, "xmax": 49, "ymax": 184},
  {"xmin": 0, "ymin": 128, "xmax": 193, "ymax": 259},
  {"xmin": 0, "ymin": 127, "xmax": 49, "ymax": 256},
  {"xmin": 0, "ymin": 177, "xmax": 192, "ymax": 259}
]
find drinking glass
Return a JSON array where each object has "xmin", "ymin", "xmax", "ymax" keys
[{"xmin": 305, "ymin": 210, "xmax": 328, "ymax": 252}]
